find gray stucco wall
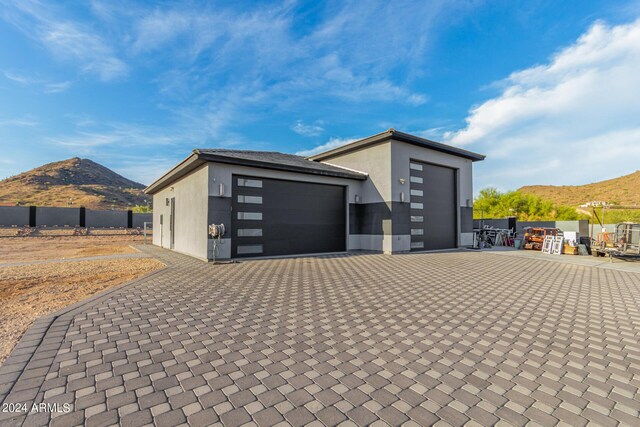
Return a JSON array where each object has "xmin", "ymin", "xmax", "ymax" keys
[
  {"xmin": 318, "ymin": 139, "xmax": 476, "ymax": 252},
  {"xmin": 151, "ymin": 161, "xmax": 362, "ymax": 260},
  {"xmin": 391, "ymin": 141, "xmax": 473, "ymax": 207},
  {"xmin": 207, "ymin": 162, "xmax": 363, "ymax": 256},
  {"xmin": 0, "ymin": 206, "xmax": 30, "ymax": 226},
  {"xmin": 318, "ymin": 141, "xmax": 407, "ymax": 253},
  {"xmin": 319, "ymin": 142, "xmax": 388, "ymax": 203},
  {"xmin": 391, "ymin": 140, "xmax": 475, "ymax": 249},
  {"xmin": 35, "ymin": 207, "xmax": 80, "ymax": 227},
  {"xmin": 152, "ymin": 165, "xmax": 210, "ymax": 260},
  {"xmin": 149, "ymin": 138, "xmax": 478, "ymax": 257},
  {"xmin": 85, "ymin": 210, "xmax": 128, "ymax": 228}
]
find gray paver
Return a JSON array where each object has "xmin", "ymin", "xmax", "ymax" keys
[{"xmin": 1, "ymin": 246, "xmax": 640, "ymax": 426}]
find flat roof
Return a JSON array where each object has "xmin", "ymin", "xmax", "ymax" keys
[
  {"xmin": 308, "ymin": 129, "xmax": 486, "ymax": 162},
  {"xmin": 145, "ymin": 149, "xmax": 367, "ymax": 194}
]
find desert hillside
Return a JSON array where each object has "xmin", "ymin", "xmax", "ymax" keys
[
  {"xmin": 519, "ymin": 170, "xmax": 640, "ymax": 207},
  {"xmin": 0, "ymin": 158, "xmax": 150, "ymax": 209}
]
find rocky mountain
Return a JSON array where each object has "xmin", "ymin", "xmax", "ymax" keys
[
  {"xmin": 0, "ymin": 158, "xmax": 150, "ymax": 209},
  {"xmin": 519, "ymin": 170, "xmax": 640, "ymax": 207}
]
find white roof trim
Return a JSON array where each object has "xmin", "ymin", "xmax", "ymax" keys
[{"xmin": 319, "ymin": 161, "xmax": 369, "ymax": 177}]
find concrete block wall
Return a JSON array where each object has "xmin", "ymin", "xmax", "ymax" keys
[
  {"xmin": 590, "ymin": 224, "xmax": 618, "ymax": 237},
  {"xmin": 132, "ymin": 213, "xmax": 152, "ymax": 228},
  {"xmin": 556, "ymin": 220, "xmax": 590, "ymax": 237},
  {"xmin": 0, "ymin": 205, "xmax": 147, "ymax": 228},
  {"xmin": 473, "ymin": 218, "xmax": 512, "ymax": 230},
  {"xmin": 85, "ymin": 210, "xmax": 128, "ymax": 228},
  {"xmin": 0, "ymin": 206, "xmax": 31, "ymax": 227},
  {"xmin": 35, "ymin": 207, "xmax": 80, "ymax": 227},
  {"xmin": 511, "ymin": 220, "xmax": 590, "ymax": 237}
]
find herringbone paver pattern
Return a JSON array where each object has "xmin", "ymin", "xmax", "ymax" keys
[{"xmin": 1, "ymin": 247, "xmax": 639, "ymax": 426}]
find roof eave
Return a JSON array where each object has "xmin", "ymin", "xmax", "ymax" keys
[
  {"xmin": 197, "ymin": 153, "xmax": 367, "ymax": 180},
  {"xmin": 144, "ymin": 152, "xmax": 204, "ymax": 195},
  {"xmin": 391, "ymin": 130, "xmax": 486, "ymax": 161},
  {"xmin": 308, "ymin": 129, "xmax": 486, "ymax": 162},
  {"xmin": 145, "ymin": 151, "xmax": 367, "ymax": 194},
  {"xmin": 307, "ymin": 129, "xmax": 393, "ymax": 161}
]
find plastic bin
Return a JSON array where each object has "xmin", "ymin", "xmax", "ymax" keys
[{"xmin": 514, "ymin": 238, "xmax": 523, "ymax": 250}]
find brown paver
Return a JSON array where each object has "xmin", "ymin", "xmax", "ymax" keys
[{"xmin": 1, "ymin": 246, "xmax": 640, "ymax": 426}]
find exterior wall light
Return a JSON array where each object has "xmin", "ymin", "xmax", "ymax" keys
[
  {"xmin": 219, "ymin": 183, "xmax": 225, "ymax": 196},
  {"xmin": 400, "ymin": 191, "xmax": 405, "ymax": 203},
  {"xmin": 399, "ymin": 178, "xmax": 406, "ymax": 185},
  {"xmin": 355, "ymin": 195, "xmax": 360, "ymax": 203}
]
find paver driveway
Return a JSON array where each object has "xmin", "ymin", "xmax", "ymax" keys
[{"xmin": 1, "ymin": 247, "xmax": 639, "ymax": 426}]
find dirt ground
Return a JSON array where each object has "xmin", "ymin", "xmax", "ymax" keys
[
  {"xmin": 0, "ymin": 234, "xmax": 150, "ymax": 263},
  {"xmin": 0, "ymin": 257, "xmax": 164, "ymax": 365}
]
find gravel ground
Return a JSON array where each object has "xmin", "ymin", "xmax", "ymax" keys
[
  {"xmin": 0, "ymin": 235, "xmax": 150, "ymax": 263},
  {"xmin": 0, "ymin": 257, "xmax": 164, "ymax": 365},
  {"xmin": 0, "ymin": 228, "xmax": 151, "ymax": 237}
]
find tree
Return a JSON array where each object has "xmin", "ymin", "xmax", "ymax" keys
[
  {"xmin": 132, "ymin": 204, "xmax": 152, "ymax": 213},
  {"xmin": 474, "ymin": 188, "xmax": 585, "ymax": 221}
]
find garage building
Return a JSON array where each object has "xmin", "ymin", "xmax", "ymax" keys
[{"xmin": 145, "ymin": 129, "xmax": 485, "ymax": 260}]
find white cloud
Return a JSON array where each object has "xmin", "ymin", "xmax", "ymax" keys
[
  {"xmin": 132, "ymin": 9, "xmax": 195, "ymax": 53},
  {"xmin": 2, "ymin": 0, "xmax": 127, "ymax": 81},
  {"xmin": 127, "ymin": 2, "xmax": 434, "ymax": 108},
  {"xmin": 40, "ymin": 21, "xmax": 127, "ymax": 81},
  {"xmin": 0, "ymin": 116, "xmax": 39, "ymax": 127},
  {"xmin": 2, "ymin": 71, "xmax": 32, "ymax": 84},
  {"xmin": 3, "ymin": 70, "xmax": 71, "ymax": 93},
  {"xmin": 49, "ymin": 132, "xmax": 118, "ymax": 148},
  {"xmin": 296, "ymin": 137, "xmax": 359, "ymax": 157},
  {"xmin": 446, "ymin": 19, "xmax": 640, "ymax": 190},
  {"xmin": 291, "ymin": 120, "xmax": 324, "ymax": 137},
  {"xmin": 47, "ymin": 123, "xmax": 185, "ymax": 151},
  {"xmin": 44, "ymin": 81, "xmax": 71, "ymax": 93},
  {"xmin": 3, "ymin": 70, "xmax": 71, "ymax": 94}
]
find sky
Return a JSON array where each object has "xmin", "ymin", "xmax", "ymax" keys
[{"xmin": 1, "ymin": 0, "xmax": 640, "ymax": 192}]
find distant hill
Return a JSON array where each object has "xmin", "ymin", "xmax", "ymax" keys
[
  {"xmin": 0, "ymin": 158, "xmax": 150, "ymax": 210},
  {"xmin": 519, "ymin": 170, "xmax": 640, "ymax": 207}
]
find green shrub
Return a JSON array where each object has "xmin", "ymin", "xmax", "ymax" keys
[{"xmin": 474, "ymin": 188, "xmax": 587, "ymax": 221}]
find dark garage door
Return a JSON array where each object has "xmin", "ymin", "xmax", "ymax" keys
[
  {"xmin": 231, "ymin": 175, "xmax": 346, "ymax": 258},
  {"xmin": 409, "ymin": 161, "xmax": 457, "ymax": 250}
]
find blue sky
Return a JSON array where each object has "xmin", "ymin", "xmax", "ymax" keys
[{"xmin": 1, "ymin": 0, "xmax": 640, "ymax": 192}]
